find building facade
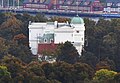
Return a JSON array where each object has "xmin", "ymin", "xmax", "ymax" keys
[
  {"xmin": 28, "ymin": 16, "xmax": 85, "ymax": 56},
  {"xmin": 104, "ymin": 0, "xmax": 120, "ymax": 13}
]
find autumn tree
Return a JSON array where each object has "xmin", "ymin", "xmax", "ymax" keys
[
  {"xmin": 96, "ymin": 58, "xmax": 116, "ymax": 70},
  {"xmin": 34, "ymin": 14, "xmax": 48, "ymax": 22},
  {"xmin": 0, "ymin": 37, "xmax": 8, "ymax": 59},
  {"xmin": 13, "ymin": 33, "xmax": 28, "ymax": 45},
  {"xmin": 0, "ymin": 16, "xmax": 22, "ymax": 40},
  {"xmin": 1, "ymin": 55, "xmax": 26, "ymax": 79},
  {"xmin": 93, "ymin": 69, "xmax": 117, "ymax": 82}
]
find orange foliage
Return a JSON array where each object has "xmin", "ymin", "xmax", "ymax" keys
[
  {"xmin": 13, "ymin": 33, "xmax": 27, "ymax": 41},
  {"xmin": 0, "ymin": 16, "xmax": 22, "ymax": 29},
  {"xmin": 96, "ymin": 61, "xmax": 111, "ymax": 70}
]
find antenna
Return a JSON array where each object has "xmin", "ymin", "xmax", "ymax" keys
[
  {"xmin": 76, "ymin": 0, "xmax": 79, "ymax": 16},
  {"xmin": 7, "ymin": 0, "xmax": 9, "ymax": 8},
  {"xmin": 2, "ymin": 0, "xmax": 3, "ymax": 8}
]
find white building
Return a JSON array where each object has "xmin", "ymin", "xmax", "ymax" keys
[
  {"xmin": 103, "ymin": 0, "xmax": 120, "ymax": 13},
  {"xmin": 28, "ymin": 16, "xmax": 85, "ymax": 56}
]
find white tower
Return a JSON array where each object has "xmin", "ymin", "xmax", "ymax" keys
[{"xmin": 71, "ymin": 16, "xmax": 85, "ymax": 55}]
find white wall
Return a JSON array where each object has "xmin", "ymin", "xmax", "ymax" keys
[
  {"xmin": 28, "ymin": 22, "xmax": 85, "ymax": 55},
  {"xmin": 54, "ymin": 33, "xmax": 73, "ymax": 43}
]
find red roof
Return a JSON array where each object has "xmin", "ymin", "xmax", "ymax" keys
[{"xmin": 38, "ymin": 43, "xmax": 58, "ymax": 54}]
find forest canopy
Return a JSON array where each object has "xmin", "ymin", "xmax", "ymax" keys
[{"xmin": 0, "ymin": 12, "xmax": 119, "ymax": 83}]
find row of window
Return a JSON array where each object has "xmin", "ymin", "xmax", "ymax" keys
[
  {"xmin": 39, "ymin": 39, "xmax": 54, "ymax": 43},
  {"xmin": 40, "ymin": 37, "xmax": 84, "ymax": 43}
]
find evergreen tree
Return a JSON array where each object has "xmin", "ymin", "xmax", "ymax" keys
[{"xmin": 57, "ymin": 41, "xmax": 79, "ymax": 64}]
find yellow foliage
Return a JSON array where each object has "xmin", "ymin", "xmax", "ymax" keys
[{"xmin": 93, "ymin": 69, "xmax": 117, "ymax": 81}]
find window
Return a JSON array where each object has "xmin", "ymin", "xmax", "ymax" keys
[
  {"xmin": 71, "ymin": 34, "xmax": 73, "ymax": 36},
  {"xmin": 44, "ymin": 39, "xmax": 47, "ymax": 43},
  {"xmin": 50, "ymin": 39, "xmax": 54, "ymax": 43},
  {"xmin": 82, "ymin": 38, "xmax": 83, "ymax": 41},
  {"xmin": 76, "ymin": 30, "xmax": 79, "ymax": 33}
]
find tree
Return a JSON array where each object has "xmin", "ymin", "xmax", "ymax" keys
[
  {"xmin": 74, "ymin": 62, "xmax": 94, "ymax": 81},
  {"xmin": 102, "ymin": 32, "xmax": 117, "ymax": 59},
  {"xmin": 96, "ymin": 58, "xmax": 116, "ymax": 70},
  {"xmin": 50, "ymin": 16, "xmax": 70, "ymax": 23},
  {"xmin": 0, "ymin": 37, "xmax": 8, "ymax": 59},
  {"xmin": 8, "ymin": 41, "xmax": 33, "ymax": 63},
  {"xmin": 52, "ymin": 62, "xmax": 75, "ymax": 83},
  {"xmin": 1, "ymin": 55, "xmax": 26, "ymax": 79},
  {"xmin": 34, "ymin": 14, "xmax": 48, "ymax": 22},
  {"xmin": 56, "ymin": 41, "xmax": 79, "ymax": 64},
  {"xmin": 80, "ymin": 51, "xmax": 98, "ymax": 68},
  {"xmin": 0, "ymin": 65, "xmax": 12, "ymax": 83},
  {"xmin": 93, "ymin": 69, "xmax": 117, "ymax": 82},
  {"xmin": 41, "ymin": 61, "xmax": 94, "ymax": 83},
  {"xmin": 113, "ymin": 73, "xmax": 120, "ymax": 83},
  {"xmin": 13, "ymin": 33, "xmax": 28, "ymax": 45},
  {"xmin": 27, "ymin": 61, "xmax": 45, "ymax": 76},
  {"xmin": 0, "ymin": 16, "xmax": 22, "ymax": 40},
  {"xmin": 0, "ymin": 13, "xmax": 6, "ymax": 25}
]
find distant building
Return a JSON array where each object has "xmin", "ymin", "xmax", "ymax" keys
[
  {"xmin": 23, "ymin": 0, "xmax": 103, "ymax": 12},
  {"xmin": 28, "ymin": 16, "xmax": 85, "ymax": 57},
  {"xmin": 104, "ymin": 0, "xmax": 120, "ymax": 13}
]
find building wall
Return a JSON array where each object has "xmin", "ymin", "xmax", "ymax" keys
[
  {"xmin": 54, "ymin": 26, "xmax": 74, "ymax": 43},
  {"xmin": 29, "ymin": 21, "xmax": 85, "ymax": 55}
]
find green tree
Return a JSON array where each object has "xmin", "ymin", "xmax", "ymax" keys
[
  {"xmin": 8, "ymin": 42, "xmax": 33, "ymax": 63},
  {"xmin": 0, "ymin": 65, "xmax": 12, "ymax": 83},
  {"xmin": 80, "ymin": 51, "xmax": 98, "ymax": 68},
  {"xmin": 113, "ymin": 73, "xmax": 120, "ymax": 83},
  {"xmin": 0, "ymin": 13, "xmax": 6, "ymax": 25},
  {"xmin": 27, "ymin": 61, "xmax": 45, "ymax": 76},
  {"xmin": 74, "ymin": 62, "xmax": 94, "ymax": 81},
  {"xmin": 57, "ymin": 41, "xmax": 79, "ymax": 64}
]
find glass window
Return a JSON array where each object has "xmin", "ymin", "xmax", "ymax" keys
[
  {"xmin": 44, "ymin": 39, "xmax": 47, "ymax": 43},
  {"xmin": 50, "ymin": 39, "xmax": 54, "ymax": 43},
  {"xmin": 82, "ymin": 38, "xmax": 83, "ymax": 41},
  {"xmin": 76, "ymin": 30, "xmax": 79, "ymax": 33}
]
